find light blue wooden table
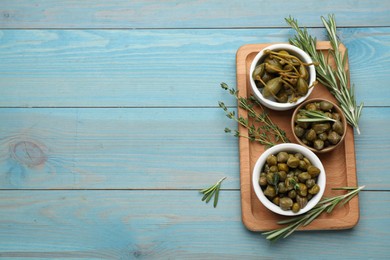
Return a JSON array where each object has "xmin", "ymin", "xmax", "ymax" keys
[{"xmin": 1, "ymin": 1, "xmax": 390, "ymax": 259}]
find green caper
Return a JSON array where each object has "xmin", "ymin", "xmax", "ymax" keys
[
  {"xmin": 318, "ymin": 132, "xmax": 328, "ymax": 141},
  {"xmin": 309, "ymin": 184, "xmax": 320, "ymax": 195},
  {"xmin": 277, "ymin": 152, "xmax": 289, "ymax": 163},
  {"xmin": 279, "ymin": 197, "xmax": 293, "ymax": 211},
  {"xmin": 259, "ymin": 175, "xmax": 268, "ymax": 186},
  {"xmin": 306, "ymin": 179, "xmax": 316, "ymax": 189},
  {"xmin": 307, "ymin": 165, "xmax": 321, "ymax": 178},
  {"xmin": 278, "ymin": 171, "xmax": 287, "ymax": 181},
  {"xmin": 296, "ymin": 195, "xmax": 308, "ymax": 209},
  {"xmin": 287, "ymin": 156, "xmax": 300, "ymax": 168},
  {"xmin": 252, "ymin": 63, "xmax": 265, "ymax": 82},
  {"xmin": 294, "ymin": 125, "xmax": 305, "ymax": 138},
  {"xmin": 292, "ymin": 202, "xmax": 301, "ymax": 213},
  {"xmin": 312, "ymin": 123, "xmax": 331, "ymax": 134},
  {"xmin": 298, "ymin": 159, "xmax": 308, "ymax": 171},
  {"xmin": 328, "ymin": 131, "xmax": 341, "ymax": 145},
  {"xmin": 313, "ymin": 139, "xmax": 324, "ymax": 150},
  {"xmin": 264, "ymin": 185, "xmax": 276, "ymax": 198},
  {"xmin": 305, "ymin": 102, "xmax": 317, "ymax": 111},
  {"xmin": 332, "ymin": 120, "xmax": 344, "ymax": 135},
  {"xmin": 305, "ymin": 129, "xmax": 317, "ymax": 142},
  {"xmin": 320, "ymin": 101, "xmax": 333, "ymax": 111},
  {"xmin": 295, "ymin": 153, "xmax": 304, "ymax": 160},
  {"xmin": 272, "ymin": 196, "xmax": 280, "ymax": 205},
  {"xmin": 263, "ymin": 77, "xmax": 283, "ymax": 98},
  {"xmin": 278, "ymin": 163, "xmax": 289, "ymax": 172},
  {"xmin": 297, "ymin": 183, "xmax": 308, "ymax": 197},
  {"xmin": 288, "ymin": 190, "xmax": 297, "ymax": 199},
  {"xmin": 269, "ymin": 165, "xmax": 278, "ymax": 173},
  {"xmin": 298, "ymin": 172, "xmax": 311, "ymax": 182},
  {"xmin": 266, "ymin": 172, "xmax": 275, "ymax": 185},
  {"xmin": 266, "ymin": 155, "xmax": 277, "ymax": 166},
  {"xmin": 278, "ymin": 182, "xmax": 287, "ymax": 194},
  {"xmin": 332, "ymin": 112, "xmax": 341, "ymax": 121}
]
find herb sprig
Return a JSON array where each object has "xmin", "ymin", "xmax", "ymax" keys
[
  {"xmin": 219, "ymin": 83, "xmax": 289, "ymax": 147},
  {"xmin": 297, "ymin": 109, "xmax": 336, "ymax": 123},
  {"xmin": 200, "ymin": 177, "xmax": 226, "ymax": 208},
  {"xmin": 263, "ymin": 186, "xmax": 364, "ymax": 242},
  {"xmin": 286, "ymin": 15, "xmax": 363, "ymax": 134}
]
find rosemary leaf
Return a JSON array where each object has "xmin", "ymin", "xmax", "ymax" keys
[
  {"xmin": 200, "ymin": 177, "xmax": 226, "ymax": 207},
  {"xmin": 263, "ymin": 186, "xmax": 364, "ymax": 241},
  {"xmin": 285, "ymin": 15, "xmax": 363, "ymax": 134}
]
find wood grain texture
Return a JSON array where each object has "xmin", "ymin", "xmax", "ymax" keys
[
  {"xmin": 0, "ymin": 28, "xmax": 389, "ymax": 107},
  {"xmin": 1, "ymin": 0, "xmax": 389, "ymax": 28},
  {"xmin": 237, "ymin": 43, "xmax": 359, "ymax": 231},
  {"xmin": 0, "ymin": 190, "xmax": 388, "ymax": 259},
  {"xmin": 0, "ymin": 107, "xmax": 388, "ymax": 190}
]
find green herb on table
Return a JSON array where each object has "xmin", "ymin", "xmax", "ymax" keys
[
  {"xmin": 285, "ymin": 14, "xmax": 363, "ymax": 134},
  {"xmin": 200, "ymin": 177, "xmax": 226, "ymax": 208},
  {"xmin": 263, "ymin": 186, "xmax": 364, "ymax": 242},
  {"xmin": 297, "ymin": 109, "xmax": 336, "ymax": 123},
  {"xmin": 219, "ymin": 82, "xmax": 290, "ymax": 147}
]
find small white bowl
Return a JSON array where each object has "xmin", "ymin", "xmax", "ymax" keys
[
  {"xmin": 249, "ymin": 43, "xmax": 316, "ymax": 111},
  {"xmin": 252, "ymin": 143, "xmax": 326, "ymax": 216}
]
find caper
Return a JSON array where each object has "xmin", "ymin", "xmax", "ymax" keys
[
  {"xmin": 320, "ymin": 101, "xmax": 333, "ymax": 111},
  {"xmin": 279, "ymin": 197, "xmax": 293, "ymax": 211},
  {"xmin": 266, "ymin": 172, "xmax": 275, "ymax": 185},
  {"xmin": 328, "ymin": 131, "xmax": 341, "ymax": 145},
  {"xmin": 313, "ymin": 139, "xmax": 324, "ymax": 150},
  {"xmin": 265, "ymin": 59, "xmax": 283, "ymax": 74},
  {"xmin": 305, "ymin": 102, "xmax": 317, "ymax": 111},
  {"xmin": 287, "ymin": 156, "xmax": 300, "ymax": 168},
  {"xmin": 269, "ymin": 165, "xmax": 278, "ymax": 173},
  {"xmin": 332, "ymin": 120, "xmax": 344, "ymax": 135},
  {"xmin": 312, "ymin": 123, "xmax": 331, "ymax": 134},
  {"xmin": 266, "ymin": 155, "xmax": 277, "ymax": 166},
  {"xmin": 278, "ymin": 182, "xmax": 287, "ymax": 194},
  {"xmin": 276, "ymin": 90, "xmax": 289, "ymax": 103},
  {"xmin": 277, "ymin": 152, "xmax": 289, "ymax": 163},
  {"xmin": 307, "ymin": 165, "xmax": 321, "ymax": 178},
  {"xmin": 298, "ymin": 160, "xmax": 308, "ymax": 171},
  {"xmin": 309, "ymin": 184, "xmax": 320, "ymax": 195},
  {"xmin": 292, "ymin": 203, "xmax": 301, "ymax": 213},
  {"xmin": 261, "ymin": 71, "xmax": 273, "ymax": 84},
  {"xmin": 278, "ymin": 163, "xmax": 289, "ymax": 172},
  {"xmin": 264, "ymin": 185, "xmax": 276, "ymax": 198},
  {"xmin": 263, "ymin": 77, "xmax": 283, "ymax": 98},
  {"xmin": 278, "ymin": 171, "xmax": 287, "ymax": 181},
  {"xmin": 298, "ymin": 172, "xmax": 311, "ymax": 182},
  {"xmin": 295, "ymin": 153, "xmax": 304, "ymax": 160},
  {"xmin": 294, "ymin": 125, "xmax": 305, "ymax": 138},
  {"xmin": 288, "ymin": 190, "xmax": 297, "ymax": 199},
  {"xmin": 318, "ymin": 132, "xmax": 328, "ymax": 141},
  {"xmin": 305, "ymin": 129, "xmax": 317, "ymax": 142},
  {"xmin": 296, "ymin": 195, "xmax": 308, "ymax": 209},
  {"xmin": 259, "ymin": 175, "xmax": 268, "ymax": 186},
  {"xmin": 252, "ymin": 63, "xmax": 265, "ymax": 82},
  {"xmin": 299, "ymin": 64, "xmax": 309, "ymax": 80},
  {"xmin": 332, "ymin": 112, "xmax": 341, "ymax": 121},
  {"xmin": 296, "ymin": 77, "xmax": 308, "ymax": 96},
  {"xmin": 297, "ymin": 183, "xmax": 308, "ymax": 197},
  {"xmin": 272, "ymin": 196, "xmax": 280, "ymax": 205},
  {"xmin": 306, "ymin": 179, "xmax": 316, "ymax": 189}
]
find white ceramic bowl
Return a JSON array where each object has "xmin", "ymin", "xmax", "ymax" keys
[
  {"xmin": 249, "ymin": 43, "xmax": 316, "ymax": 111},
  {"xmin": 252, "ymin": 143, "xmax": 326, "ymax": 216}
]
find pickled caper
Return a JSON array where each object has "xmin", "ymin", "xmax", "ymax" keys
[
  {"xmin": 264, "ymin": 185, "xmax": 276, "ymax": 198},
  {"xmin": 292, "ymin": 203, "xmax": 301, "ymax": 213},
  {"xmin": 297, "ymin": 183, "xmax": 308, "ymax": 197},
  {"xmin": 307, "ymin": 165, "xmax": 321, "ymax": 178},
  {"xmin": 277, "ymin": 152, "xmax": 289, "ymax": 163},
  {"xmin": 294, "ymin": 125, "xmax": 305, "ymax": 138},
  {"xmin": 320, "ymin": 101, "xmax": 333, "ymax": 111},
  {"xmin": 332, "ymin": 120, "xmax": 344, "ymax": 135},
  {"xmin": 306, "ymin": 179, "xmax": 316, "ymax": 189},
  {"xmin": 305, "ymin": 129, "xmax": 317, "ymax": 142},
  {"xmin": 278, "ymin": 163, "xmax": 289, "ymax": 172},
  {"xmin": 296, "ymin": 195, "xmax": 308, "ymax": 208},
  {"xmin": 328, "ymin": 131, "xmax": 341, "ymax": 145},
  {"xmin": 266, "ymin": 155, "xmax": 277, "ymax": 166},
  {"xmin": 287, "ymin": 156, "xmax": 300, "ymax": 168},
  {"xmin": 313, "ymin": 139, "xmax": 324, "ymax": 150},
  {"xmin": 259, "ymin": 175, "xmax": 268, "ymax": 186},
  {"xmin": 288, "ymin": 190, "xmax": 297, "ymax": 199},
  {"xmin": 298, "ymin": 172, "xmax": 311, "ymax": 182},
  {"xmin": 279, "ymin": 197, "xmax": 293, "ymax": 211},
  {"xmin": 309, "ymin": 184, "xmax": 320, "ymax": 195}
]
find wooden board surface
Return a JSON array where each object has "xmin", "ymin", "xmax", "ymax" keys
[{"xmin": 236, "ymin": 42, "xmax": 358, "ymax": 231}]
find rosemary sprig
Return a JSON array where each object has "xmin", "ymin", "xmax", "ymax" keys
[
  {"xmin": 297, "ymin": 109, "xmax": 336, "ymax": 123},
  {"xmin": 263, "ymin": 186, "xmax": 364, "ymax": 242},
  {"xmin": 200, "ymin": 177, "xmax": 226, "ymax": 208},
  {"xmin": 285, "ymin": 14, "xmax": 363, "ymax": 134},
  {"xmin": 219, "ymin": 82, "xmax": 290, "ymax": 147}
]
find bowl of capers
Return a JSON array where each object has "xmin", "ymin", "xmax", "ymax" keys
[
  {"xmin": 249, "ymin": 43, "xmax": 316, "ymax": 111},
  {"xmin": 252, "ymin": 143, "xmax": 326, "ymax": 216},
  {"xmin": 291, "ymin": 98, "xmax": 347, "ymax": 153}
]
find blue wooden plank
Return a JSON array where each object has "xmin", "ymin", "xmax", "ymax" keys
[
  {"xmin": 0, "ymin": 28, "xmax": 389, "ymax": 107},
  {"xmin": 0, "ymin": 190, "xmax": 388, "ymax": 258},
  {"xmin": 0, "ymin": 0, "xmax": 389, "ymax": 28},
  {"xmin": 0, "ymin": 107, "xmax": 388, "ymax": 190}
]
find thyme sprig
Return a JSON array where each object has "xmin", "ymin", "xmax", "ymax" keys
[
  {"xmin": 285, "ymin": 14, "xmax": 363, "ymax": 134},
  {"xmin": 200, "ymin": 177, "xmax": 226, "ymax": 208},
  {"xmin": 219, "ymin": 83, "xmax": 289, "ymax": 147},
  {"xmin": 297, "ymin": 109, "xmax": 336, "ymax": 123},
  {"xmin": 263, "ymin": 186, "xmax": 364, "ymax": 242}
]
